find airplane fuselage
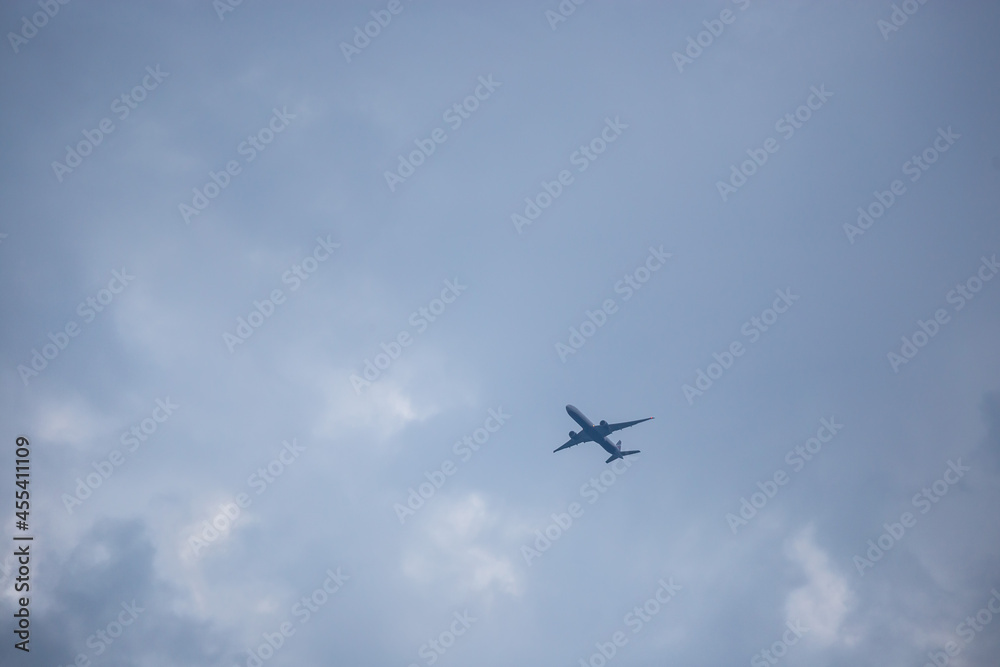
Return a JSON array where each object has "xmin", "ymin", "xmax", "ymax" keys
[{"xmin": 566, "ymin": 404, "xmax": 621, "ymax": 458}]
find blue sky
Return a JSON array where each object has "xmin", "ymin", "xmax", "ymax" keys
[{"xmin": 2, "ymin": 1, "xmax": 999, "ymax": 666}]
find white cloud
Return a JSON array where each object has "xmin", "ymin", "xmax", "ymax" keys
[
  {"xmin": 402, "ymin": 493, "xmax": 523, "ymax": 602},
  {"xmin": 312, "ymin": 370, "xmax": 437, "ymax": 442},
  {"xmin": 783, "ymin": 524, "xmax": 857, "ymax": 647},
  {"xmin": 33, "ymin": 394, "xmax": 116, "ymax": 449}
]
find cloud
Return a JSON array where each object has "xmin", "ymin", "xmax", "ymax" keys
[
  {"xmin": 402, "ymin": 493, "xmax": 523, "ymax": 602},
  {"xmin": 2, "ymin": 518, "xmax": 235, "ymax": 666},
  {"xmin": 31, "ymin": 393, "xmax": 116, "ymax": 450},
  {"xmin": 312, "ymin": 369, "xmax": 437, "ymax": 442},
  {"xmin": 783, "ymin": 524, "xmax": 856, "ymax": 647}
]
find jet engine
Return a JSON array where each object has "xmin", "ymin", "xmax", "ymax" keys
[
  {"xmin": 569, "ymin": 430, "xmax": 577, "ymax": 439},
  {"xmin": 600, "ymin": 420, "xmax": 608, "ymax": 429}
]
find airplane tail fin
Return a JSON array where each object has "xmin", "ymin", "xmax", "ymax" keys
[{"xmin": 606, "ymin": 450, "xmax": 640, "ymax": 463}]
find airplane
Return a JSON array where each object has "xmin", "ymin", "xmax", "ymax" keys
[{"xmin": 555, "ymin": 404, "xmax": 654, "ymax": 463}]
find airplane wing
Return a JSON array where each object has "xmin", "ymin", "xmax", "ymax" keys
[
  {"xmin": 601, "ymin": 417, "xmax": 654, "ymax": 435},
  {"xmin": 554, "ymin": 431, "xmax": 589, "ymax": 452}
]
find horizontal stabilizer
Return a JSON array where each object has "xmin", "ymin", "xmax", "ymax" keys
[{"xmin": 605, "ymin": 450, "xmax": 641, "ymax": 463}]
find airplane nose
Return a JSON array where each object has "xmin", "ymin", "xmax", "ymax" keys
[{"xmin": 566, "ymin": 405, "xmax": 576, "ymax": 415}]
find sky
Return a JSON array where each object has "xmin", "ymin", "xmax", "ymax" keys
[{"xmin": 1, "ymin": 1, "xmax": 1000, "ymax": 666}]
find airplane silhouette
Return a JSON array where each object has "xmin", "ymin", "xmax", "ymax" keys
[{"xmin": 555, "ymin": 405, "xmax": 653, "ymax": 463}]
